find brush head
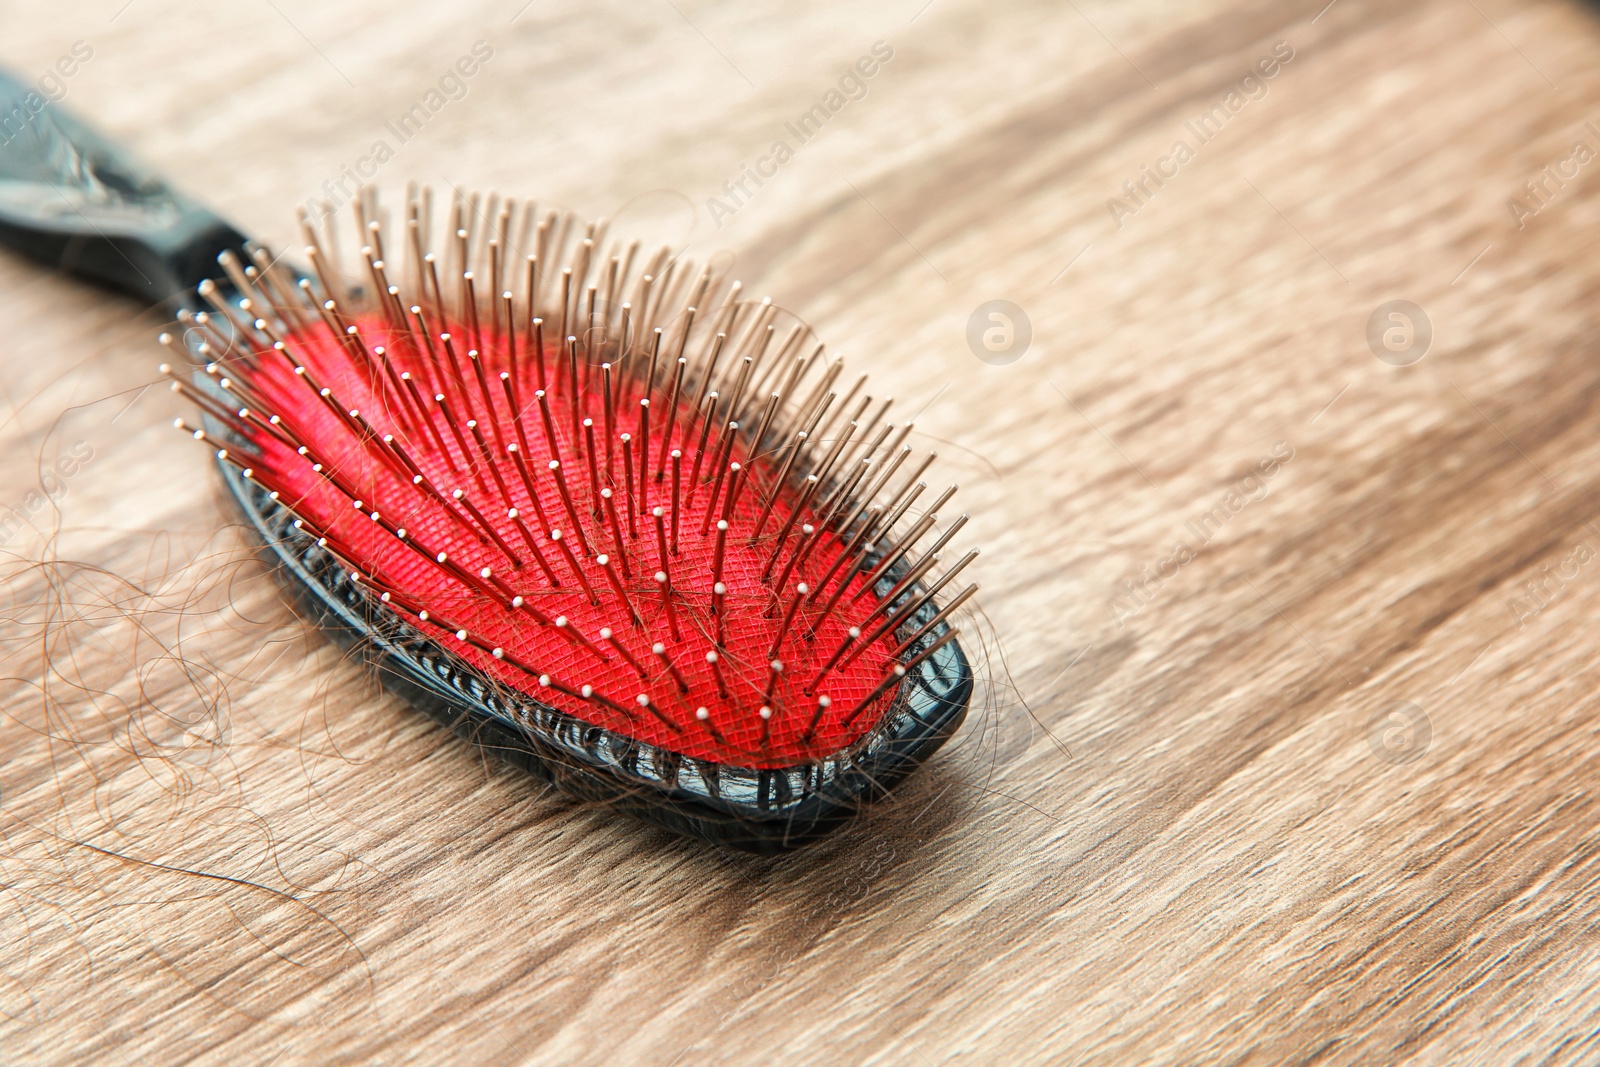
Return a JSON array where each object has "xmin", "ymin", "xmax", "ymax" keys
[{"xmin": 168, "ymin": 188, "xmax": 975, "ymax": 845}]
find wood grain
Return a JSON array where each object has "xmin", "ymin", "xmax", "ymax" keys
[{"xmin": 3, "ymin": 0, "xmax": 1600, "ymax": 1062}]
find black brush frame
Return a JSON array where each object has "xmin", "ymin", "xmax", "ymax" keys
[{"xmin": 0, "ymin": 67, "xmax": 974, "ymax": 852}]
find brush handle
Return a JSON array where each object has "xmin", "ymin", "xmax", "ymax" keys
[{"xmin": 0, "ymin": 68, "xmax": 247, "ymax": 305}]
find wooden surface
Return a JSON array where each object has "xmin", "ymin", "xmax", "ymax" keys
[{"xmin": 3, "ymin": 0, "xmax": 1600, "ymax": 1062}]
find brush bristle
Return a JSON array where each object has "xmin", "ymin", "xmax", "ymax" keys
[{"xmin": 167, "ymin": 187, "xmax": 973, "ymax": 768}]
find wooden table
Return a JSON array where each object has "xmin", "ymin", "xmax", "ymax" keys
[{"xmin": 3, "ymin": 0, "xmax": 1599, "ymax": 1062}]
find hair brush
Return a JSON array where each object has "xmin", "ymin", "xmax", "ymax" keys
[{"xmin": 0, "ymin": 68, "xmax": 976, "ymax": 852}]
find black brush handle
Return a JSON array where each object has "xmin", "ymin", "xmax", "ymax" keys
[{"xmin": 0, "ymin": 67, "xmax": 247, "ymax": 305}]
